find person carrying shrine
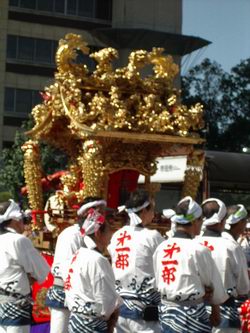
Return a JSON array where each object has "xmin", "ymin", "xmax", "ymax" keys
[
  {"xmin": 65, "ymin": 207, "xmax": 121, "ymax": 333},
  {"xmin": 108, "ymin": 189, "xmax": 165, "ymax": 333},
  {"xmin": 153, "ymin": 196, "xmax": 227, "ymax": 333},
  {"xmin": 199, "ymin": 198, "xmax": 250, "ymax": 333},
  {"xmin": 238, "ymin": 221, "xmax": 250, "ymax": 272},
  {"xmin": 0, "ymin": 199, "xmax": 50, "ymax": 333},
  {"xmin": 46, "ymin": 197, "xmax": 107, "ymax": 333}
]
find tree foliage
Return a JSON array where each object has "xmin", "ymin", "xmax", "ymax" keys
[
  {"xmin": 181, "ymin": 58, "xmax": 250, "ymax": 152},
  {"xmin": 0, "ymin": 118, "xmax": 67, "ymax": 202},
  {"xmin": 1, "ymin": 57, "xmax": 250, "ymax": 199}
]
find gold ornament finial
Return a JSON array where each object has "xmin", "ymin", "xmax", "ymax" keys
[{"xmin": 27, "ymin": 33, "xmax": 204, "ymax": 143}]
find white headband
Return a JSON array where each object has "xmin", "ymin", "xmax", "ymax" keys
[
  {"xmin": 162, "ymin": 209, "xmax": 175, "ymax": 219},
  {"xmin": 80, "ymin": 208, "xmax": 105, "ymax": 236},
  {"xmin": 77, "ymin": 200, "xmax": 107, "ymax": 216},
  {"xmin": 202, "ymin": 198, "xmax": 227, "ymax": 226},
  {"xmin": 0, "ymin": 200, "xmax": 23, "ymax": 224},
  {"xmin": 225, "ymin": 204, "xmax": 248, "ymax": 230},
  {"xmin": 118, "ymin": 200, "xmax": 150, "ymax": 226},
  {"xmin": 171, "ymin": 196, "xmax": 202, "ymax": 224}
]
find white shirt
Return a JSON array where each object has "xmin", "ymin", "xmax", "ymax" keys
[
  {"xmin": 108, "ymin": 225, "xmax": 164, "ymax": 304},
  {"xmin": 153, "ymin": 233, "xmax": 228, "ymax": 305},
  {"xmin": 44, "ymin": 194, "xmax": 64, "ymax": 232},
  {"xmin": 239, "ymin": 236, "xmax": 250, "ymax": 267},
  {"xmin": 0, "ymin": 229, "xmax": 50, "ymax": 296},
  {"xmin": 65, "ymin": 236, "xmax": 121, "ymax": 319},
  {"xmin": 222, "ymin": 231, "xmax": 250, "ymax": 293},
  {"xmin": 198, "ymin": 230, "xmax": 250, "ymax": 297},
  {"xmin": 52, "ymin": 224, "xmax": 84, "ymax": 280}
]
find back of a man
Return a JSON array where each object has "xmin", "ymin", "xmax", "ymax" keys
[
  {"xmin": 0, "ymin": 199, "xmax": 50, "ymax": 333},
  {"xmin": 154, "ymin": 196, "xmax": 227, "ymax": 333},
  {"xmin": 199, "ymin": 198, "xmax": 249, "ymax": 333},
  {"xmin": 108, "ymin": 189, "xmax": 164, "ymax": 333},
  {"xmin": 46, "ymin": 197, "xmax": 107, "ymax": 333}
]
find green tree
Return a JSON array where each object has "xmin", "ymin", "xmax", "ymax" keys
[
  {"xmin": 0, "ymin": 118, "xmax": 67, "ymax": 203},
  {"xmin": 181, "ymin": 58, "xmax": 250, "ymax": 152}
]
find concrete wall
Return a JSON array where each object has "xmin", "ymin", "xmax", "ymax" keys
[{"xmin": 112, "ymin": 0, "xmax": 182, "ymax": 32}]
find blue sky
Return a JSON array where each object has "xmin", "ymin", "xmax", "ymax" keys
[{"xmin": 182, "ymin": 0, "xmax": 250, "ymax": 73}]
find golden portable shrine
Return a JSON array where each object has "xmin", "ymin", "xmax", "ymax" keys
[{"xmin": 21, "ymin": 33, "xmax": 205, "ymax": 248}]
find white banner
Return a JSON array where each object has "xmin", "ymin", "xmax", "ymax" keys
[{"xmin": 138, "ymin": 156, "xmax": 187, "ymax": 183}]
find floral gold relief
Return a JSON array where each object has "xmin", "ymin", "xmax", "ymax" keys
[{"xmin": 23, "ymin": 33, "xmax": 205, "ymax": 237}]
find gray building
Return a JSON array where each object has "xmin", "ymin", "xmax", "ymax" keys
[{"xmin": 0, "ymin": 0, "xmax": 208, "ymax": 149}]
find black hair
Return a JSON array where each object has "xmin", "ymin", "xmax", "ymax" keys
[
  {"xmin": 125, "ymin": 189, "xmax": 152, "ymax": 213},
  {"xmin": 175, "ymin": 199, "xmax": 192, "ymax": 227},
  {"xmin": 98, "ymin": 221, "xmax": 110, "ymax": 234},
  {"xmin": 0, "ymin": 201, "xmax": 12, "ymax": 233},
  {"xmin": 202, "ymin": 201, "xmax": 220, "ymax": 219},
  {"xmin": 175, "ymin": 199, "xmax": 189, "ymax": 216}
]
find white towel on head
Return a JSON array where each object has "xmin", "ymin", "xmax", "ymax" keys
[
  {"xmin": 118, "ymin": 200, "xmax": 150, "ymax": 226},
  {"xmin": 202, "ymin": 198, "xmax": 227, "ymax": 226},
  {"xmin": 225, "ymin": 204, "xmax": 248, "ymax": 230},
  {"xmin": 0, "ymin": 199, "xmax": 23, "ymax": 224},
  {"xmin": 80, "ymin": 208, "xmax": 105, "ymax": 236},
  {"xmin": 171, "ymin": 196, "xmax": 202, "ymax": 224},
  {"xmin": 162, "ymin": 209, "xmax": 175, "ymax": 219},
  {"xmin": 77, "ymin": 200, "xmax": 107, "ymax": 216}
]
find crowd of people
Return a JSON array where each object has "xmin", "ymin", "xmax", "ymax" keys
[{"xmin": 0, "ymin": 190, "xmax": 250, "ymax": 333}]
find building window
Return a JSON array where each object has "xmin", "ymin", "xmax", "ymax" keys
[
  {"xmin": 4, "ymin": 87, "xmax": 42, "ymax": 116},
  {"xmin": 20, "ymin": 0, "xmax": 36, "ymax": 9},
  {"xmin": 96, "ymin": 0, "xmax": 112, "ymax": 20},
  {"xmin": 37, "ymin": 0, "xmax": 53, "ymax": 12},
  {"xmin": 54, "ymin": 0, "xmax": 65, "ymax": 13},
  {"xmin": 18, "ymin": 37, "xmax": 34, "ymax": 61},
  {"xmin": 78, "ymin": 0, "xmax": 94, "ymax": 18},
  {"xmin": 35, "ymin": 39, "xmax": 53, "ymax": 64},
  {"xmin": 7, "ymin": 35, "xmax": 56, "ymax": 65},
  {"xmin": 9, "ymin": 0, "xmax": 112, "ymax": 21},
  {"xmin": 6, "ymin": 35, "xmax": 17, "ymax": 59},
  {"xmin": 4, "ymin": 88, "xmax": 15, "ymax": 112},
  {"xmin": 9, "ymin": 0, "xmax": 19, "ymax": 6},
  {"xmin": 6, "ymin": 35, "xmax": 98, "ymax": 70}
]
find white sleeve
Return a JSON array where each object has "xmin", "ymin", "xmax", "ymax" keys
[
  {"xmin": 93, "ymin": 257, "xmax": 122, "ymax": 319},
  {"xmin": 234, "ymin": 246, "xmax": 250, "ymax": 296},
  {"xmin": 70, "ymin": 231, "xmax": 83, "ymax": 254},
  {"xmin": 44, "ymin": 198, "xmax": 56, "ymax": 232},
  {"xmin": 16, "ymin": 236, "xmax": 50, "ymax": 283},
  {"xmin": 150, "ymin": 230, "xmax": 165, "ymax": 255},
  {"xmin": 196, "ymin": 246, "xmax": 228, "ymax": 305},
  {"xmin": 153, "ymin": 246, "xmax": 160, "ymax": 286}
]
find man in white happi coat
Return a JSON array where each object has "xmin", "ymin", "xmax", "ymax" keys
[
  {"xmin": 154, "ymin": 196, "xmax": 227, "ymax": 333},
  {"xmin": 108, "ymin": 189, "xmax": 164, "ymax": 333},
  {"xmin": 0, "ymin": 199, "xmax": 50, "ymax": 333},
  {"xmin": 46, "ymin": 196, "xmax": 107, "ymax": 333},
  {"xmin": 65, "ymin": 208, "xmax": 122, "ymax": 333},
  {"xmin": 199, "ymin": 198, "xmax": 250, "ymax": 333},
  {"xmin": 238, "ymin": 222, "xmax": 250, "ymax": 272}
]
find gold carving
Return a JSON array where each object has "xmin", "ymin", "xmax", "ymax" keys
[
  {"xmin": 33, "ymin": 287, "xmax": 50, "ymax": 317},
  {"xmin": 182, "ymin": 151, "xmax": 205, "ymax": 199},
  {"xmin": 23, "ymin": 34, "xmax": 205, "ymax": 231},
  {"xmin": 21, "ymin": 140, "xmax": 44, "ymax": 230},
  {"xmin": 27, "ymin": 34, "xmax": 204, "ymax": 143}
]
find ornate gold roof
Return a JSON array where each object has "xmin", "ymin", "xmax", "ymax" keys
[{"xmin": 27, "ymin": 33, "xmax": 204, "ymax": 154}]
